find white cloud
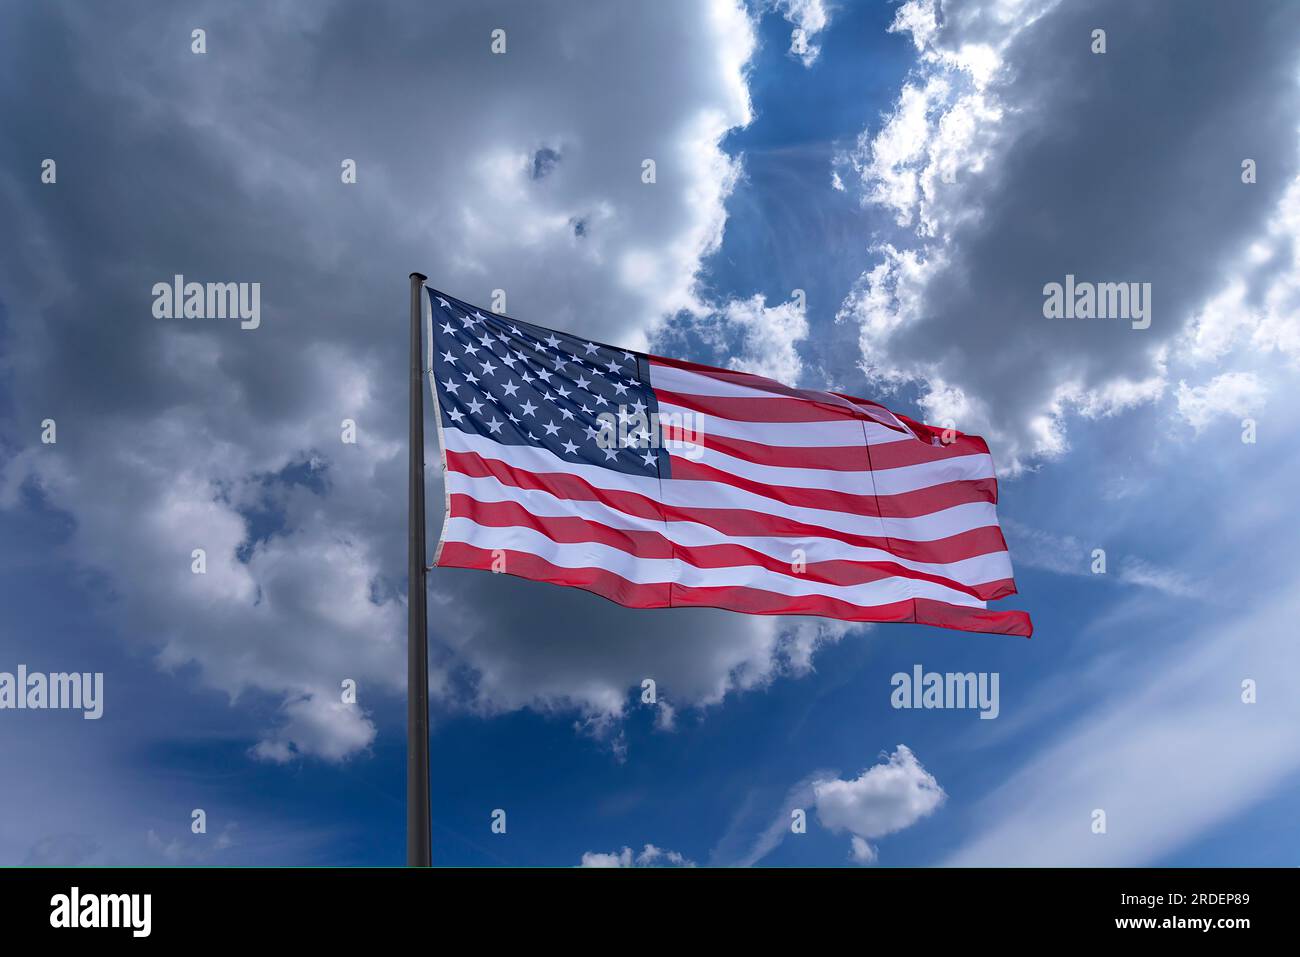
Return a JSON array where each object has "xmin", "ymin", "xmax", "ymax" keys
[
  {"xmin": 711, "ymin": 770, "xmax": 828, "ymax": 866},
  {"xmin": 835, "ymin": 0, "xmax": 1300, "ymax": 470},
  {"xmin": 719, "ymin": 293, "xmax": 810, "ymax": 382},
  {"xmin": 943, "ymin": 579, "xmax": 1300, "ymax": 866},
  {"xmin": 1180, "ymin": 176, "xmax": 1300, "ymax": 368},
  {"xmin": 766, "ymin": 0, "xmax": 832, "ymax": 67},
  {"xmin": 812, "ymin": 745, "xmax": 945, "ymax": 864},
  {"xmin": 579, "ymin": 844, "xmax": 695, "ymax": 867},
  {"xmin": 1001, "ymin": 519, "xmax": 1202, "ymax": 599},
  {"xmin": 1175, "ymin": 372, "xmax": 1266, "ymax": 432},
  {"xmin": 944, "ymin": 421, "xmax": 1300, "ymax": 865}
]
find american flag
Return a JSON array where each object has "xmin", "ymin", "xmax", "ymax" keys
[{"xmin": 426, "ymin": 289, "xmax": 1032, "ymax": 638}]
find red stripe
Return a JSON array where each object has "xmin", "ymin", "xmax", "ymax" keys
[
  {"xmin": 667, "ymin": 456, "xmax": 998, "ymax": 518},
  {"xmin": 660, "ymin": 423, "xmax": 988, "ymax": 471},
  {"xmin": 449, "ymin": 494, "xmax": 1017, "ymax": 601},
  {"xmin": 445, "ymin": 449, "xmax": 1012, "ymax": 564},
  {"xmin": 649, "ymin": 356, "xmax": 912, "ymax": 430},
  {"xmin": 437, "ymin": 543, "xmax": 1032, "ymax": 638}
]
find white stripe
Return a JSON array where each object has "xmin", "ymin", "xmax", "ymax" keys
[
  {"xmin": 446, "ymin": 471, "xmax": 1016, "ymax": 587},
  {"xmin": 441, "ymin": 517, "xmax": 987, "ymax": 609},
  {"xmin": 652, "ymin": 361, "xmax": 829, "ymax": 402},
  {"xmin": 650, "ymin": 363, "xmax": 914, "ymax": 434},
  {"xmin": 443, "ymin": 428, "xmax": 1001, "ymax": 542},
  {"xmin": 656, "ymin": 404, "xmax": 907, "ymax": 448},
  {"xmin": 678, "ymin": 443, "xmax": 996, "ymax": 497}
]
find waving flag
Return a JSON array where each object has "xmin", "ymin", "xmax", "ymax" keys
[{"xmin": 427, "ymin": 290, "xmax": 1032, "ymax": 638}]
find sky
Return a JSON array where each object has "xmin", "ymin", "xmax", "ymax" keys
[{"xmin": 1, "ymin": 0, "xmax": 1299, "ymax": 867}]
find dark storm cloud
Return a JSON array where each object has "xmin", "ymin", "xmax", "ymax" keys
[
  {"xmin": 0, "ymin": 0, "xmax": 851, "ymax": 766},
  {"xmin": 840, "ymin": 0, "xmax": 1300, "ymax": 465}
]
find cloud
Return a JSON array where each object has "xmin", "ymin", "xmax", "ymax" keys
[
  {"xmin": 711, "ymin": 770, "xmax": 827, "ymax": 867},
  {"xmin": 23, "ymin": 834, "xmax": 101, "ymax": 867},
  {"xmin": 812, "ymin": 744, "xmax": 944, "ymax": 864},
  {"xmin": 835, "ymin": 0, "xmax": 1300, "ymax": 469},
  {"xmin": 1002, "ymin": 519, "xmax": 1201, "ymax": 599},
  {"xmin": 1175, "ymin": 372, "xmax": 1266, "ymax": 432},
  {"xmin": 1179, "ymin": 177, "xmax": 1300, "ymax": 369},
  {"xmin": 764, "ymin": 0, "xmax": 832, "ymax": 67},
  {"xmin": 719, "ymin": 292, "xmax": 810, "ymax": 382},
  {"xmin": 943, "ymin": 578, "xmax": 1300, "ymax": 866},
  {"xmin": 0, "ymin": 0, "xmax": 855, "ymax": 764},
  {"xmin": 579, "ymin": 843, "xmax": 695, "ymax": 867},
  {"xmin": 943, "ymin": 419, "xmax": 1300, "ymax": 865}
]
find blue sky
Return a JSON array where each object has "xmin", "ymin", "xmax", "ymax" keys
[{"xmin": 2, "ymin": 0, "xmax": 1299, "ymax": 867}]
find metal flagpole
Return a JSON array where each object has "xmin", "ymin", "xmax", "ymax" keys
[{"xmin": 407, "ymin": 271, "xmax": 432, "ymax": 867}]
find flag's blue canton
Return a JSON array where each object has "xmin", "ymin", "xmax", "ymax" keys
[{"xmin": 428, "ymin": 290, "xmax": 667, "ymax": 477}]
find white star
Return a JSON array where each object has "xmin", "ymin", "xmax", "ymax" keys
[
  {"xmin": 472, "ymin": 311, "xmax": 489, "ymax": 325},
  {"xmin": 478, "ymin": 333, "xmax": 494, "ymax": 348},
  {"xmin": 559, "ymin": 408, "xmax": 575, "ymax": 421},
  {"xmin": 641, "ymin": 450, "xmax": 657, "ymax": 466},
  {"xmin": 466, "ymin": 398, "xmax": 484, "ymax": 415},
  {"xmin": 448, "ymin": 408, "xmax": 464, "ymax": 423},
  {"xmin": 544, "ymin": 333, "xmax": 561, "ymax": 349},
  {"xmin": 442, "ymin": 378, "xmax": 460, "ymax": 395},
  {"xmin": 580, "ymin": 404, "xmax": 593, "ymax": 416},
  {"xmin": 612, "ymin": 381, "xmax": 629, "ymax": 396},
  {"xmin": 437, "ymin": 297, "xmax": 451, "ymax": 310},
  {"xmin": 606, "ymin": 359, "xmax": 621, "ymax": 373},
  {"xmin": 501, "ymin": 380, "xmax": 520, "ymax": 397},
  {"xmin": 510, "ymin": 325, "xmax": 521, "ymax": 336},
  {"xmin": 602, "ymin": 446, "xmax": 618, "ymax": 461},
  {"xmin": 561, "ymin": 440, "xmax": 579, "ymax": 455},
  {"xmin": 555, "ymin": 385, "xmax": 571, "ymax": 399},
  {"xmin": 459, "ymin": 314, "xmax": 476, "ymax": 329},
  {"xmin": 507, "ymin": 412, "xmax": 519, "ymax": 424},
  {"xmin": 584, "ymin": 425, "xmax": 600, "ymax": 440},
  {"xmin": 441, "ymin": 350, "xmax": 458, "ymax": 365},
  {"xmin": 497, "ymin": 333, "xmax": 510, "ymax": 344},
  {"xmin": 542, "ymin": 421, "xmax": 561, "ymax": 436},
  {"xmin": 501, "ymin": 353, "xmax": 518, "ymax": 368},
  {"xmin": 541, "ymin": 391, "xmax": 554, "ymax": 403},
  {"xmin": 593, "ymin": 394, "xmax": 608, "ymax": 407},
  {"xmin": 520, "ymin": 370, "xmax": 533, "ymax": 383},
  {"xmin": 440, "ymin": 321, "xmax": 455, "ymax": 335},
  {"xmin": 584, "ymin": 341, "xmax": 599, "ymax": 355},
  {"xmin": 519, "ymin": 400, "xmax": 538, "ymax": 417},
  {"xmin": 631, "ymin": 399, "xmax": 646, "ymax": 415},
  {"xmin": 464, "ymin": 371, "xmax": 479, "ymax": 385},
  {"xmin": 486, "ymin": 417, "xmax": 503, "ymax": 434},
  {"xmin": 463, "ymin": 342, "xmax": 479, "ymax": 357},
  {"xmin": 553, "ymin": 355, "xmax": 569, "ymax": 372},
  {"xmin": 575, "ymin": 375, "xmax": 591, "ymax": 391},
  {"xmin": 479, "ymin": 360, "xmax": 497, "ymax": 376},
  {"xmin": 623, "ymin": 351, "xmax": 635, "ymax": 361}
]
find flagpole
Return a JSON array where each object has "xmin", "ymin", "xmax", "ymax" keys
[{"xmin": 407, "ymin": 271, "xmax": 432, "ymax": 867}]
